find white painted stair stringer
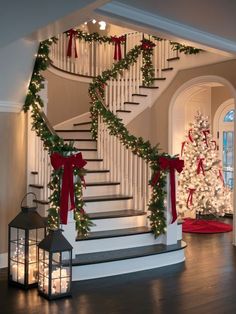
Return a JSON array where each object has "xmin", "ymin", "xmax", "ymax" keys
[{"xmin": 118, "ymin": 52, "xmax": 233, "ymax": 126}]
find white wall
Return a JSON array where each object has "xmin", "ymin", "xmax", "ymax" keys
[{"xmin": 0, "ymin": 38, "xmax": 38, "ymax": 112}]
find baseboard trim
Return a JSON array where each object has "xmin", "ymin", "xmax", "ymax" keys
[
  {"xmin": 0, "ymin": 101, "xmax": 22, "ymax": 113},
  {"xmin": 0, "ymin": 253, "xmax": 8, "ymax": 268}
]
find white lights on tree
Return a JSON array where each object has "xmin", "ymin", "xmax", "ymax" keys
[{"xmin": 177, "ymin": 111, "xmax": 233, "ymax": 217}]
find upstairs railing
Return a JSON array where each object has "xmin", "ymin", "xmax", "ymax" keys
[{"xmin": 49, "ymin": 31, "xmax": 178, "ymax": 79}]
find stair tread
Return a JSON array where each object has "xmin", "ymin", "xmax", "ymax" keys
[
  {"xmin": 77, "ymin": 226, "xmax": 150, "ymax": 241},
  {"xmin": 154, "ymin": 77, "xmax": 166, "ymax": 80},
  {"xmin": 64, "ymin": 138, "xmax": 96, "ymax": 142},
  {"xmin": 55, "ymin": 129, "xmax": 91, "ymax": 132},
  {"xmin": 73, "ymin": 240, "xmax": 186, "ymax": 265},
  {"xmin": 132, "ymin": 93, "xmax": 148, "ymax": 97},
  {"xmin": 86, "ymin": 181, "xmax": 120, "ymax": 186},
  {"xmin": 86, "ymin": 169, "xmax": 109, "ymax": 173},
  {"xmin": 161, "ymin": 67, "xmax": 174, "ymax": 71},
  {"xmin": 85, "ymin": 158, "xmax": 103, "ymax": 162},
  {"xmin": 78, "ymin": 148, "xmax": 97, "ymax": 151},
  {"xmin": 139, "ymin": 85, "xmax": 159, "ymax": 89},
  {"xmin": 31, "ymin": 171, "xmax": 38, "ymax": 175},
  {"xmin": 124, "ymin": 101, "xmax": 140, "ymax": 105},
  {"xmin": 29, "ymin": 184, "xmax": 44, "ymax": 189},
  {"xmin": 73, "ymin": 121, "xmax": 91, "ymax": 126},
  {"xmin": 34, "ymin": 199, "xmax": 49, "ymax": 205},
  {"xmin": 116, "ymin": 109, "xmax": 131, "ymax": 113},
  {"xmin": 84, "ymin": 194, "xmax": 133, "ymax": 202},
  {"xmin": 89, "ymin": 209, "xmax": 146, "ymax": 219},
  {"xmin": 167, "ymin": 57, "xmax": 180, "ymax": 61}
]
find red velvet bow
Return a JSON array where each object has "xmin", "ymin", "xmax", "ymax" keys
[
  {"xmin": 202, "ymin": 129, "xmax": 210, "ymax": 147},
  {"xmin": 197, "ymin": 157, "xmax": 205, "ymax": 175},
  {"xmin": 187, "ymin": 188, "xmax": 196, "ymax": 208},
  {"xmin": 141, "ymin": 39, "xmax": 155, "ymax": 50},
  {"xmin": 218, "ymin": 170, "xmax": 225, "ymax": 185},
  {"xmin": 50, "ymin": 152, "xmax": 87, "ymax": 224},
  {"xmin": 111, "ymin": 36, "xmax": 126, "ymax": 61},
  {"xmin": 181, "ymin": 141, "xmax": 186, "ymax": 156},
  {"xmin": 152, "ymin": 156, "xmax": 184, "ymax": 223},
  {"xmin": 67, "ymin": 29, "xmax": 78, "ymax": 58},
  {"xmin": 188, "ymin": 129, "xmax": 193, "ymax": 142},
  {"xmin": 211, "ymin": 140, "xmax": 217, "ymax": 150}
]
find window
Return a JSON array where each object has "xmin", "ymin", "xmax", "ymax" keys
[{"xmin": 224, "ymin": 109, "xmax": 234, "ymax": 122}]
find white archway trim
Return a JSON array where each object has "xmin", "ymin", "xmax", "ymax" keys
[
  {"xmin": 168, "ymin": 75, "xmax": 236, "ymax": 154},
  {"xmin": 213, "ymin": 98, "xmax": 235, "ymax": 141}
]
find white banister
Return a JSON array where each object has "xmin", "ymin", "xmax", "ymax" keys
[{"xmin": 50, "ymin": 31, "xmax": 179, "ymax": 81}]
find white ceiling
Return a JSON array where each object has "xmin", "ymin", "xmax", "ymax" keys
[{"xmin": 96, "ymin": 0, "xmax": 236, "ymax": 55}]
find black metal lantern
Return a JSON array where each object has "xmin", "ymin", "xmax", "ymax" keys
[
  {"xmin": 8, "ymin": 193, "xmax": 46, "ymax": 289},
  {"xmin": 38, "ymin": 229, "xmax": 73, "ymax": 300}
]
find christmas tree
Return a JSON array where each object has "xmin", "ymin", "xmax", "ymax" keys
[{"xmin": 177, "ymin": 111, "xmax": 233, "ymax": 217}]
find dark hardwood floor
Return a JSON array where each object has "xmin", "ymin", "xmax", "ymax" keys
[{"xmin": 1, "ymin": 219, "xmax": 236, "ymax": 314}]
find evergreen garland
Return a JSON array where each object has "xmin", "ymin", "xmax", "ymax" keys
[
  {"xmin": 152, "ymin": 35, "xmax": 202, "ymax": 54},
  {"xmin": 23, "ymin": 39, "xmax": 93, "ymax": 236},
  {"xmin": 89, "ymin": 47, "xmax": 167, "ymax": 237}
]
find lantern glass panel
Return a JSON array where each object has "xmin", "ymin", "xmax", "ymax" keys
[
  {"xmin": 37, "ymin": 228, "xmax": 45, "ymax": 242},
  {"xmin": 10, "ymin": 227, "xmax": 17, "ymax": 241},
  {"xmin": 38, "ymin": 249, "xmax": 49, "ymax": 294}
]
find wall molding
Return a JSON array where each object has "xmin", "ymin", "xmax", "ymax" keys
[
  {"xmin": 0, "ymin": 101, "xmax": 23, "ymax": 113},
  {"xmin": 0, "ymin": 253, "xmax": 7, "ymax": 268}
]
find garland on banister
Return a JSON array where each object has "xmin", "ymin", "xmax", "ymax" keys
[
  {"xmin": 89, "ymin": 41, "xmax": 156, "ymax": 140},
  {"xmin": 89, "ymin": 44, "xmax": 168, "ymax": 237},
  {"xmin": 23, "ymin": 39, "xmax": 93, "ymax": 236},
  {"xmin": 152, "ymin": 35, "xmax": 202, "ymax": 54}
]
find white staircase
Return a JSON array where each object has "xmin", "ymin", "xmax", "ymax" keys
[
  {"xmin": 28, "ymin": 114, "xmax": 185, "ymax": 281},
  {"xmin": 26, "ymin": 30, "xmax": 193, "ymax": 281}
]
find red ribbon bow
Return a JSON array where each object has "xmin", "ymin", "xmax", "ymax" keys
[
  {"xmin": 181, "ymin": 141, "xmax": 186, "ymax": 156},
  {"xmin": 50, "ymin": 152, "xmax": 87, "ymax": 224},
  {"xmin": 152, "ymin": 156, "xmax": 184, "ymax": 223},
  {"xmin": 197, "ymin": 157, "xmax": 205, "ymax": 175},
  {"xmin": 67, "ymin": 29, "xmax": 78, "ymax": 58},
  {"xmin": 202, "ymin": 129, "xmax": 210, "ymax": 147},
  {"xmin": 188, "ymin": 129, "xmax": 193, "ymax": 142},
  {"xmin": 141, "ymin": 39, "xmax": 155, "ymax": 50},
  {"xmin": 187, "ymin": 188, "xmax": 196, "ymax": 208},
  {"xmin": 218, "ymin": 169, "xmax": 225, "ymax": 185},
  {"xmin": 211, "ymin": 140, "xmax": 217, "ymax": 150},
  {"xmin": 111, "ymin": 35, "xmax": 126, "ymax": 61}
]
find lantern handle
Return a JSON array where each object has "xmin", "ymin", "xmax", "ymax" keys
[{"xmin": 21, "ymin": 192, "xmax": 38, "ymax": 209}]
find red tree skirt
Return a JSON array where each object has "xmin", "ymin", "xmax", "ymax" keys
[{"xmin": 183, "ymin": 218, "xmax": 232, "ymax": 234}]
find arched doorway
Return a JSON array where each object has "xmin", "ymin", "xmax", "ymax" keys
[{"xmin": 169, "ymin": 75, "xmax": 236, "ymax": 244}]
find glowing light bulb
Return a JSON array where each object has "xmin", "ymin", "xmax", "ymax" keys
[
  {"xmin": 99, "ymin": 21, "xmax": 106, "ymax": 30},
  {"xmin": 92, "ymin": 19, "xmax": 96, "ymax": 24}
]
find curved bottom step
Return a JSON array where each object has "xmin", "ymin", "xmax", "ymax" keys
[{"xmin": 72, "ymin": 240, "xmax": 186, "ymax": 281}]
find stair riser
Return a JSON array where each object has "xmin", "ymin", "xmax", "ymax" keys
[
  {"xmin": 80, "ymin": 151, "xmax": 98, "ymax": 159},
  {"xmin": 85, "ymin": 199, "xmax": 133, "ymax": 213},
  {"xmin": 85, "ymin": 172, "xmax": 109, "ymax": 183},
  {"xmin": 83, "ymin": 185, "xmax": 120, "ymax": 197},
  {"xmin": 85, "ymin": 161, "xmax": 102, "ymax": 169},
  {"xmin": 177, "ymin": 224, "xmax": 182, "ymax": 241},
  {"xmin": 90, "ymin": 215, "xmax": 147, "ymax": 232},
  {"xmin": 65, "ymin": 141, "xmax": 96, "ymax": 149},
  {"xmin": 57, "ymin": 131, "xmax": 92, "ymax": 140},
  {"xmin": 72, "ymin": 250, "xmax": 185, "ymax": 281},
  {"xmin": 63, "ymin": 222, "xmax": 165, "ymax": 254},
  {"xmin": 74, "ymin": 124, "xmax": 91, "ymax": 130}
]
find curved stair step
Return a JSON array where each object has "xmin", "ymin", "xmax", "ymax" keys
[
  {"xmin": 71, "ymin": 240, "xmax": 186, "ymax": 281},
  {"xmin": 88, "ymin": 209, "xmax": 146, "ymax": 219}
]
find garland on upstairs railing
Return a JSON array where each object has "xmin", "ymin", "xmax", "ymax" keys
[
  {"xmin": 89, "ymin": 44, "xmax": 167, "ymax": 237},
  {"xmin": 23, "ymin": 39, "xmax": 93, "ymax": 236},
  {"xmin": 152, "ymin": 35, "xmax": 202, "ymax": 54}
]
